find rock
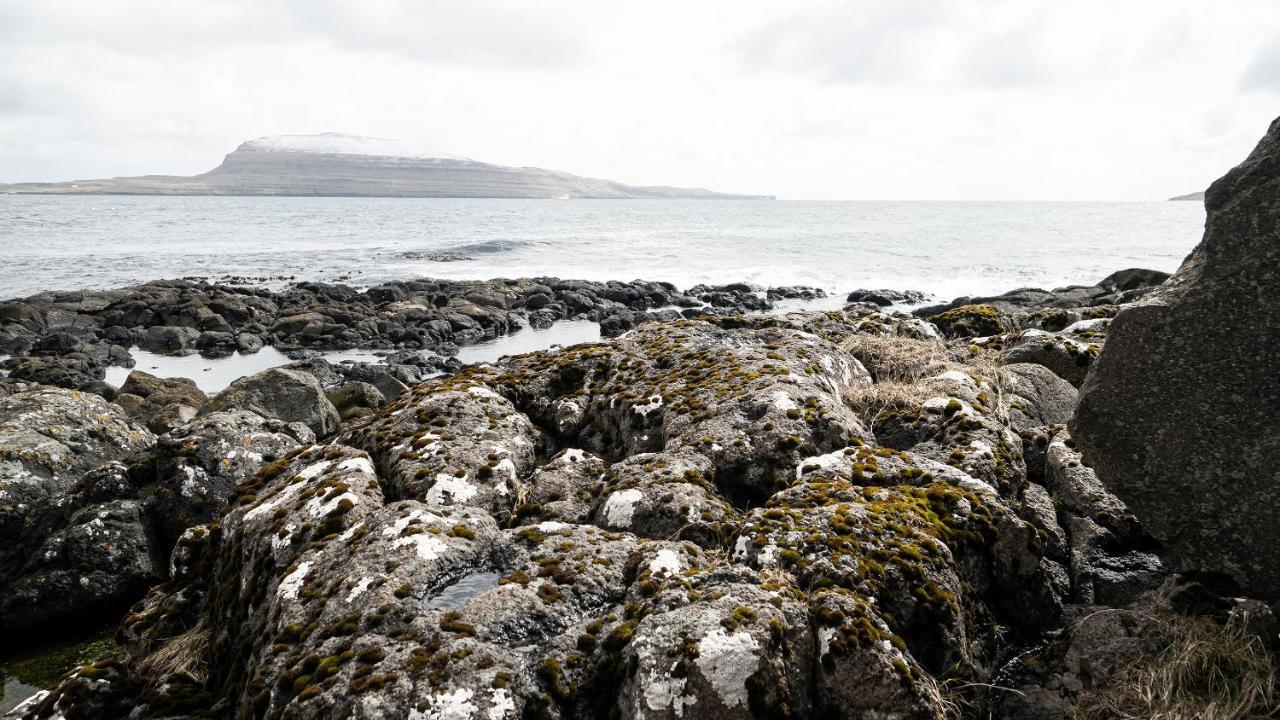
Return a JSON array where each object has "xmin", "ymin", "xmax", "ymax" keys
[
  {"xmin": 17, "ymin": 304, "xmax": 1114, "ymax": 718},
  {"xmin": 767, "ymin": 285, "xmax": 827, "ymax": 300},
  {"xmin": 1072, "ymin": 116, "xmax": 1280, "ymax": 599},
  {"xmin": 327, "ymin": 381, "xmax": 387, "ymax": 421},
  {"xmin": 116, "ymin": 370, "xmax": 208, "ymax": 434},
  {"xmin": 845, "ymin": 288, "xmax": 928, "ymax": 306},
  {"xmin": 512, "ymin": 448, "xmax": 607, "ymax": 525},
  {"xmin": 1096, "ymin": 267, "xmax": 1170, "ymax": 294},
  {"xmin": 140, "ymin": 325, "xmax": 200, "ymax": 354},
  {"xmin": 236, "ymin": 332, "xmax": 264, "ymax": 354},
  {"xmin": 3, "ymin": 355, "xmax": 105, "ymax": 392},
  {"xmin": 200, "ymin": 367, "xmax": 341, "ymax": 436},
  {"xmin": 926, "ymin": 304, "xmax": 1013, "ymax": 338},
  {"xmin": 195, "ymin": 330, "xmax": 238, "ymax": 358},
  {"xmin": 1, "ymin": 489, "xmax": 162, "ymax": 634},
  {"xmin": 145, "ymin": 409, "xmax": 312, "ymax": 547},
  {"xmin": 1002, "ymin": 363, "xmax": 1078, "ymax": 433},
  {"xmin": 0, "ymin": 388, "xmax": 157, "ymax": 635},
  {"xmin": 999, "ymin": 330, "xmax": 1098, "ymax": 387}
]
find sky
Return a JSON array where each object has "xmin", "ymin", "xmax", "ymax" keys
[{"xmin": 0, "ymin": 0, "xmax": 1277, "ymax": 200}]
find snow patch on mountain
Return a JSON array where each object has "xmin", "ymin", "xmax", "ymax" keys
[{"xmin": 240, "ymin": 133, "xmax": 471, "ymax": 162}]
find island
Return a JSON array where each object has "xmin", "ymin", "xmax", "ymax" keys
[{"xmin": 0, "ymin": 133, "xmax": 773, "ymax": 200}]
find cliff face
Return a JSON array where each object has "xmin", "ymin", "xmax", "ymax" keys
[{"xmin": 0, "ymin": 133, "xmax": 772, "ymax": 199}]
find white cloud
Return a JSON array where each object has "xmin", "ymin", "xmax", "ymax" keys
[{"xmin": 0, "ymin": 0, "xmax": 1278, "ymax": 199}]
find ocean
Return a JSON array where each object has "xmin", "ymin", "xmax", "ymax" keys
[{"xmin": 0, "ymin": 195, "xmax": 1205, "ymax": 301}]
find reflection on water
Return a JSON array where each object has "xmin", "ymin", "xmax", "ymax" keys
[
  {"xmin": 455, "ymin": 319, "xmax": 602, "ymax": 364},
  {"xmin": 0, "ymin": 675, "xmax": 43, "ymax": 715},
  {"xmin": 423, "ymin": 571, "xmax": 504, "ymax": 611},
  {"xmin": 99, "ymin": 319, "xmax": 606, "ymax": 394}
]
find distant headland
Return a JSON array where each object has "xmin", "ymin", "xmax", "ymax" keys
[{"xmin": 0, "ymin": 133, "xmax": 773, "ymax": 200}]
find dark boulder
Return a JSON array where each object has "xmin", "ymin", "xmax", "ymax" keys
[
  {"xmin": 200, "ymin": 367, "xmax": 341, "ymax": 437},
  {"xmin": 845, "ymin": 288, "xmax": 929, "ymax": 306},
  {"xmin": 140, "ymin": 325, "xmax": 200, "ymax": 354},
  {"xmin": 1072, "ymin": 115, "xmax": 1280, "ymax": 599},
  {"xmin": 0, "ymin": 388, "xmax": 157, "ymax": 635}
]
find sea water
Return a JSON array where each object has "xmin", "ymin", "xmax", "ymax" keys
[{"xmin": 0, "ymin": 196, "xmax": 1205, "ymax": 301}]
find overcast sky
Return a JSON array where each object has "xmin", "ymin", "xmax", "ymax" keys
[{"xmin": 1, "ymin": 0, "xmax": 1277, "ymax": 200}]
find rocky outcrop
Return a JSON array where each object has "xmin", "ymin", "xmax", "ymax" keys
[
  {"xmin": 15, "ymin": 308, "xmax": 1087, "ymax": 719},
  {"xmin": 0, "ymin": 388, "xmax": 157, "ymax": 635},
  {"xmin": 1072, "ymin": 116, "xmax": 1280, "ymax": 599}
]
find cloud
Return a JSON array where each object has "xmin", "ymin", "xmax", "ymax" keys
[
  {"xmin": 735, "ymin": 0, "xmax": 948, "ymax": 85},
  {"xmin": 1240, "ymin": 38, "xmax": 1280, "ymax": 91},
  {"xmin": 0, "ymin": 0, "xmax": 586, "ymax": 68}
]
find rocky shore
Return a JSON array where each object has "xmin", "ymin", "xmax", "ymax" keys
[{"xmin": 1, "ymin": 118, "xmax": 1277, "ymax": 719}]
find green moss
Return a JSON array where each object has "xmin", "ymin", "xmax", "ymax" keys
[{"xmin": 2, "ymin": 630, "xmax": 118, "ymax": 689}]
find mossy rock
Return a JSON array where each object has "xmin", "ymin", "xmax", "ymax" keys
[{"xmin": 928, "ymin": 304, "xmax": 1012, "ymax": 339}]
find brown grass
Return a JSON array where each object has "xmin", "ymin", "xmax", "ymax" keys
[
  {"xmin": 839, "ymin": 333, "xmax": 1016, "ymax": 431},
  {"xmin": 1074, "ymin": 614, "xmax": 1279, "ymax": 720},
  {"xmin": 138, "ymin": 617, "xmax": 210, "ymax": 683}
]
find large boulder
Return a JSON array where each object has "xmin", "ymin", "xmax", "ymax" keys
[
  {"xmin": 1072, "ymin": 115, "xmax": 1280, "ymax": 598},
  {"xmin": 0, "ymin": 388, "xmax": 158, "ymax": 634},
  {"xmin": 200, "ymin": 367, "xmax": 341, "ymax": 437},
  {"xmin": 114, "ymin": 370, "xmax": 208, "ymax": 434}
]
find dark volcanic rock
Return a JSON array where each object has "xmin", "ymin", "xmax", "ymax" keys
[
  {"xmin": 1072, "ymin": 116, "xmax": 1280, "ymax": 599},
  {"xmin": 116, "ymin": 370, "xmax": 208, "ymax": 434},
  {"xmin": 200, "ymin": 367, "xmax": 341, "ymax": 437},
  {"xmin": 146, "ymin": 409, "xmax": 312, "ymax": 547},
  {"xmin": 845, "ymin": 288, "xmax": 929, "ymax": 306},
  {"xmin": 0, "ymin": 388, "xmax": 157, "ymax": 634}
]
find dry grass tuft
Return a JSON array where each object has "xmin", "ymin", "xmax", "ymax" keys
[
  {"xmin": 1074, "ymin": 614, "xmax": 1279, "ymax": 720},
  {"xmin": 138, "ymin": 618, "xmax": 211, "ymax": 683},
  {"xmin": 841, "ymin": 334, "xmax": 951, "ymax": 384},
  {"xmin": 840, "ymin": 335, "xmax": 952, "ymax": 429}
]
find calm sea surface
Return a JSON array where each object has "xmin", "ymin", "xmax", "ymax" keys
[{"xmin": 0, "ymin": 196, "xmax": 1205, "ymax": 301}]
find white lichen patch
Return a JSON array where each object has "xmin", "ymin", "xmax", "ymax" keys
[
  {"xmin": 345, "ymin": 576, "xmax": 374, "ymax": 603},
  {"xmin": 632, "ymin": 394, "xmax": 664, "ymax": 416},
  {"xmin": 393, "ymin": 533, "xmax": 449, "ymax": 561},
  {"xmin": 304, "ymin": 491, "xmax": 360, "ymax": 519},
  {"xmin": 427, "ymin": 473, "xmax": 479, "ymax": 505},
  {"xmin": 243, "ymin": 480, "xmax": 308, "ymax": 523},
  {"xmin": 794, "ymin": 448, "xmax": 847, "ymax": 479},
  {"xmin": 695, "ymin": 627, "xmax": 760, "ymax": 709},
  {"xmin": 409, "ymin": 688, "xmax": 478, "ymax": 720},
  {"xmin": 335, "ymin": 456, "xmax": 376, "ymax": 475},
  {"xmin": 487, "ymin": 688, "xmax": 515, "ymax": 720},
  {"xmin": 603, "ymin": 488, "xmax": 644, "ymax": 528},
  {"xmin": 295, "ymin": 460, "xmax": 334, "ymax": 481},
  {"xmin": 537, "ymin": 521, "xmax": 570, "ymax": 532},
  {"xmin": 277, "ymin": 560, "xmax": 313, "ymax": 600},
  {"xmin": 649, "ymin": 549, "xmax": 683, "ymax": 577},
  {"xmin": 771, "ymin": 390, "xmax": 798, "ymax": 411},
  {"xmin": 467, "ymin": 385, "xmax": 501, "ymax": 400}
]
